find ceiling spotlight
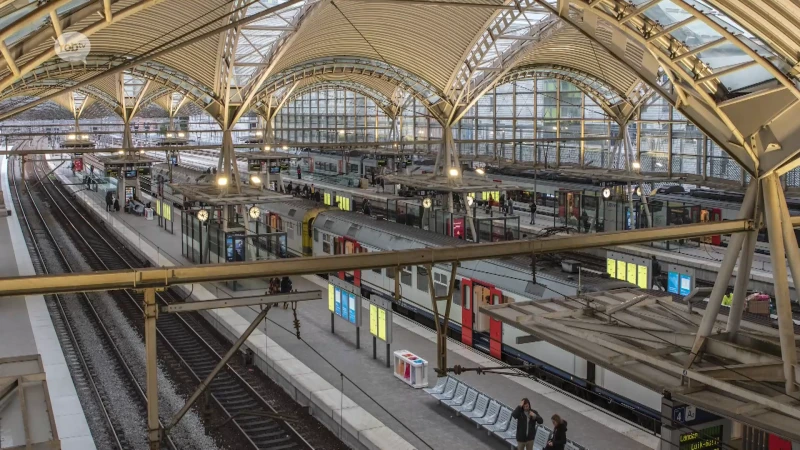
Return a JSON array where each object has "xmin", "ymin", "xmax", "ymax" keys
[
  {"xmin": 67, "ymin": 134, "xmax": 76, "ymax": 140},
  {"xmin": 166, "ymin": 132, "xmax": 174, "ymax": 138},
  {"xmin": 635, "ymin": 186, "xmax": 642, "ymax": 196},
  {"xmin": 264, "ymin": 145, "xmax": 271, "ymax": 151},
  {"xmin": 422, "ymin": 197, "xmax": 432, "ymax": 209},
  {"xmin": 250, "ymin": 175, "xmax": 262, "ymax": 185},
  {"xmin": 632, "ymin": 161, "xmax": 641, "ymax": 170},
  {"xmin": 255, "ymin": 131, "xmax": 263, "ymax": 137},
  {"xmin": 655, "ymin": 162, "xmax": 664, "ymax": 168},
  {"xmin": 282, "ymin": 145, "xmax": 288, "ymax": 151},
  {"xmin": 448, "ymin": 168, "xmax": 459, "ymax": 177},
  {"xmin": 466, "ymin": 195, "xmax": 474, "ymax": 206},
  {"xmin": 118, "ymin": 150, "xmax": 125, "ymax": 155},
  {"xmin": 602, "ymin": 187, "xmax": 611, "ymax": 199},
  {"xmin": 249, "ymin": 206, "xmax": 261, "ymax": 219},
  {"xmin": 217, "ymin": 176, "xmax": 228, "ymax": 186},
  {"xmin": 338, "ymin": 130, "xmax": 345, "ymax": 135},
  {"xmin": 475, "ymin": 168, "xmax": 485, "ymax": 175},
  {"xmin": 197, "ymin": 209, "xmax": 209, "ymax": 222},
  {"xmin": 81, "ymin": 134, "xmax": 89, "ymax": 140},
  {"xmin": 177, "ymin": 132, "xmax": 185, "ymax": 138}
]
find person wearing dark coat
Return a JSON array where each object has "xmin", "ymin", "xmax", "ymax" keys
[
  {"xmin": 512, "ymin": 398, "xmax": 543, "ymax": 450},
  {"xmin": 113, "ymin": 198, "xmax": 120, "ymax": 212},
  {"xmin": 544, "ymin": 414, "xmax": 567, "ymax": 450}
]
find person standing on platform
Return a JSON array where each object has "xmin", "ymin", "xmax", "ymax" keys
[
  {"xmin": 651, "ymin": 256, "xmax": 663, "ymax": 291},
  {"xmin": 287, "ymin": 181, "xmax": 293, "ymax": 195},
  {"xmin": 512, "ymin": 398, "xmax": 542, "ymax": 450},
  {"xmin": 280, "ymin": 276, "xmax": 292, "ymax": 309},
  {"xmin": 297, "ymin": 166, "xmax": 302, "ymax": 180},
  {"xmin": 544, "ymin": 415, "xmax": 567, "ymax": 450},
  {"xmin": 105, "ymin": 191, "xmax": 113, "ymax": 211},
  {"xmin": 530, "ymin": 201, "xmax": 537, "ymax": 225},
  {"xmin": 581, "ymin": 210, "xmax": 590, "ymax": 233},
  {"xmin": 113, "ymin": 197, "xmax": 120, "ymax": 212},
  {"xmin": 507, "ymin": 197, "xmax": 514, "ymax": 216}
]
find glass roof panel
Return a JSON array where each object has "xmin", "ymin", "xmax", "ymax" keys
[
  {"xmin": 718, "ymin": 65, "xmax": 774, "ymax": 92},
  {"xmin": 5, "ymin": 0, "xmax": 93, "ymax": 46},
  {"xmin": 642, "ymin": 1, "xmax": 692, "ymax": 27},
  {"xmin": 671, "ymin": 21, "xmax": 721, "ymax": 49},
  {"xmin": 696, "ymin": 41, "xmax": 750, "ymax": 69}
]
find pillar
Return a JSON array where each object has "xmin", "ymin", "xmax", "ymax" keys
[
  {"xmin": 144, "ymin": 288, "xmax": 160, "ymax": 449},
  {"xmin": 123, "ymin": 121, "xmax": 133, "ymax": 150},
  {"xmin": 688, "ymin": 182, "xmax": 757, "ymax": 365}
]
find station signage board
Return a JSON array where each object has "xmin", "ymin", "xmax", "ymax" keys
[
  {"xmin": 679, "ymin": 424, "xmax": 722, "ymax": 450},
  {"xmin": 249, "ymin": 162, "xmax": 262, "ymax": 171},
  {"xmin": 328, "ymin": 276, "xmax": 362, "ymax": 327},
  {"xmin": 665, "ymin": 263, "xmax": 695, "ymax": 296},
  {"xmin": 606, "ymin": 251, "xmax": 649, "ymax": 289},
  {"xmin": 367, "ymin": 295, "xmax": 393, "ymax": 344}
]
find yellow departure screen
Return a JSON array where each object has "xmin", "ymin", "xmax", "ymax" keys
[
  {"xmin": 607, "ymin": 259, "xmax": 616, "ymax": 278},
  {"xmin": 616, "ymin": 260, "xmax": 627, "ymax": 281},
  {"xmin": 163, "ymin": 204, "xmax": 172, "ymax": 221},
  {"xmin": 370, "ymin": 304, "xmax": 378, "ymax": 336},
  {"xmin": 155, "ymin": 199, "xmax": 162, "ymax": 215},
  {"xmin": 637, "ymin": 265, "xmax": 649, "ymax": 289},
  {"xmin": 627, "ymin": 263, "xmax": 637, "ymax": 285},
  {"xmin": 378, "ymin": 308, "xmax": 387, "ymax": 340},
  {"xmin": 328, "ymin": 285, "xmax": 335, "ymax": 312}
]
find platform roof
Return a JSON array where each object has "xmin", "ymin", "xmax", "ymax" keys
[
  {"xmin": 481, "ymin": 288, "xmax": 800, "ymax": 442},
  {"xmin": 169, "ymin": 183, "xmax": 294, "ymax": 206},
  {"xmin": 383, "ymin": 172, "xmax": 520, "ymax": 193}
]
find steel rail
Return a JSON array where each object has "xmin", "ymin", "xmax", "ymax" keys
[{"xmin": 0, "ymin": 219, "xmax": 756, "ymax": 297}]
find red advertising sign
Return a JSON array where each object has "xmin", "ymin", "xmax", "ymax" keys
[{"xmin": 73, "ymin": 158, "xmax": 83, "ymax": 172}]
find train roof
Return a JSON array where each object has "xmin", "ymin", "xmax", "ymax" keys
[{"xmin": 314, "ymin": 210, "xmax": 630, "ymax": 293}]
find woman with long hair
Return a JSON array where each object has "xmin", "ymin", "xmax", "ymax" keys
[{"xmin": 544, "ymin": 414, "xmax": 567, "ymax": 450}]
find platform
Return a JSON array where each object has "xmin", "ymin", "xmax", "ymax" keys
[
  {"xmin": 50, "ymin": 158, "xmax": 658, "ymax": 450},
  {"xmin": 0, "ymin": 156, "xmax": 96, "ymax": 450}
]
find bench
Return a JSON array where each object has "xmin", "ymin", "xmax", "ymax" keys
[{"xmin": 424, "ymin": 376, "xmax": 590, "ymax": 450}]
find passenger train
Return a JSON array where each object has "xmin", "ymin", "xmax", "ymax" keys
[{"xmin": 257, "ymin": 199, "xmax": 664, "ymax": 429}]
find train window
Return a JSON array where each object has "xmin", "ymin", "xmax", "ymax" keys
[
  {"xmin": 322, "ymin": 242, "xmax": 331, "ymax": 254},
  {"xmin": 464, "ymin": 284, "xmax": 471, "ymax": 310},
  {"xmin": 401, "ymin": 267, "xmax": 412, "ymax": 286},
  {"xmin": 433, "ymin": 272, "xmax": 448, "ymax": 298},
  {"xmin": 372, "ymin": 268, "xmax": 382, "ymax": 275},
  {"xmin": 417, "ymin": 267, "xmax": 429, "ymax": 293},
  {"xmin": 314, "ymin": 229, "xmax": 319, "ymax": 242},
  {"xmin": 386, "ymin": 267, "xmax": 395, "ymax": 279}
]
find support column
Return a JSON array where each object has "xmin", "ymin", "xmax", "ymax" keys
[
  {"xmin": 427, "ymin": 263, "xmax": 459, "ymax": 375},
  {"xmin": 144, "ymin": 288, "xmax": 160, "ymax": 450},
  {"xmin": 763, "ymin": 174, "xmax": 799, "ymax": 394},
  {"xmin": 726, "ymin": 209, "xmax": 759, "ymax": 335},
  {"xmin": 687, "ymin": 182, "xmax": 757, "ymax": 366},
  {"xmin": 123, "ymin": 121, "xmax": 133, "ymax": 151}
]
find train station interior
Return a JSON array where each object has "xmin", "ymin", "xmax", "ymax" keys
[{"xmin": 1, "ymin": 1, "xmax": 800, "ymax": 450}]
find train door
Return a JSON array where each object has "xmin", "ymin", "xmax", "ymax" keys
[
  {"xmin": 461, "ymin": 278, "xmax": 504, "ymax": 359},
  {"xmin": 336, "ymin": 236, "xmax": 362, "ymax": 286},
  {"xmin": 701, "ymin": 208, "xmax": 722, "ymax": 245}
]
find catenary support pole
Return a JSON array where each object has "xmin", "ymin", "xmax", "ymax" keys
[
  {"xmin": 761, "ymin": 175, "xmax": 798, "ymax": 394},
  {"xmin": 144, "ymin": 288, "xmax": 160, "ymax": 450},
  {"xmin": 167, "ymin": 305, "xmax": 271, "ymax": 431},
  {"xmin": 765, "ymin": 174, "xmax": 800, "ymax": 393},
  {"xmin": 687, "ymin": 182, "xmax": 757, "ymax": 367}
]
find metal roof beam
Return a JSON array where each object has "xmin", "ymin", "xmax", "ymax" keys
[{"xmin": 0, "ymin": 219, "xmax": 754, "ymax": 297}]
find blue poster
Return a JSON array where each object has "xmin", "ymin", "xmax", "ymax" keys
[
  {"xmin": 668, "ymin": 272, "xmax": 679, "ymax": 294},
  {"xmin": 348, "ymin": 293, "xmax": 357, "ymax": 324},
  {"xmin": 679, "ymin": 274, "xmax": 692, "ymax": 296},
  {"xmin": 341, "ymin": 292, "xmax": 349, "ymax": 320},
  {"xmin": 334, "ymin": 287, "xmax": 342, "ymax": 316}
]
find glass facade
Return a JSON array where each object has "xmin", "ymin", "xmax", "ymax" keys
[{"xmin": 273, "ymin": 78, "xmax": 774, "ymax": 186}]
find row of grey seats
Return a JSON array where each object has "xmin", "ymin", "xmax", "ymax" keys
[{"xmin": 424, "ymin": 376, "xmax": 586, "ymax": 450}]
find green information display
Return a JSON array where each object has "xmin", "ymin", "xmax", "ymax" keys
[{"xmin": 679, "ymin": 424, "xmax": 722, "ymax": 450}]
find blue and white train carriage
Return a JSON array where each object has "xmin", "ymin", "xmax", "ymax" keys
[{"xmin": 259, "ymin": 200, "xmax": 663, "ymax": 421}]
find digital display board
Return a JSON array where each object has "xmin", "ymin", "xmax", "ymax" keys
[
  {"xmin": 668, "ymin": 272, "xmax": 680, "ymax": 294},
  {"xmin": 607, "ymin": 258, "xmax": 616, "ymax": 278},
  {"xmin": 249, "ymin": 162, "xmax": 262, "ymax": 171},
  {"xmin": 637, "ymin": 265, "xmax": 648, "ymax": 289},
  {"xmin": 679, "ymin": 424, "xmax": 722, "ymax": 450},
  {"xmin": 269, "ymin": 166, "xmax": 281, "ymax": 174},
  {"xmin": 627, "ymin": 263, "xmax": 637, "ymax": 285},
  {"xmin": 616, "ymin": 260, "xmax": 627, "ymax": 281},
  {"xmin": 334, "ymin": 287, "xmax": 342, "ymax": 316},
  {"xmin": 680, "ymin": 274, "xmax": 692, "ymax": 296},
  {"xmin": 330, "ymin": 284, "xmax": 360, "ymax": 325}
]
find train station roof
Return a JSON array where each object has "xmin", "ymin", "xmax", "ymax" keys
[
  {"xmin": 1, "ymin": 0, "xmax": 800, "ymax": 178},
  {"xmin": 481, "ymin": 288, "xmax": 800, "ymax": 443}
]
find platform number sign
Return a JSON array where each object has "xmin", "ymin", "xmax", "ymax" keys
[{"xmin": 673, "ymin": 405, "xmax": 697, "ymax": 423}]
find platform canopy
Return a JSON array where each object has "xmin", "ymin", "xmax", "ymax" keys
[
  {"xmin": 0, "ymin": 0, "xmax": 799, "ymax": 178},
  {"xmin": 170, "ymin": 182, "xmax": 294, "ymax": 206},
  {"xmin": 481, "ymin": 288, "xmax": 800, "ymax": 442}
]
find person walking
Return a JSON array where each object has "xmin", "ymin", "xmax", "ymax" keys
[
  {"xmin": 530, "ymin": 201, "xmax": 537, "ymax": 225},
  {"xmin": 499, "ymin": 193, "xmax": 506, "ymax": 214},
  {"xmin": 512, "ymin": 398, "xmax": 542, "ymax": 450},
  {"xmin": 544, "ymin": 414, "xmax": 567, "ymax": 450},
  {"xmin": 287, "ymin": 181, "xmax": 293, "ymax": 195},
  {"xmin": 651, "ymin": 255, "xmax": 663, "ymax": 291}
]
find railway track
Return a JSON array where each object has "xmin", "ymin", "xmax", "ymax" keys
[
  {"xmin": 10, "ymin": 158, "xmax": 172, "ymax": 450},
  {"xmin": 20, "ymin": 157, "xmax": 328, "ymax": 450}
]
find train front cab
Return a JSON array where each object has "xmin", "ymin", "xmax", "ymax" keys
[{"xmin": 461, "ymin": 278, "xmax": 505, "ymax": 359}]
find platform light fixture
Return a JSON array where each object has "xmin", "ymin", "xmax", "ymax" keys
[
  {"xmin": 655, "ymin": 162, "xmax": 663, "ymax": 168},
  {"xmin": 338, "ymin": 130, "xmax": 345, "ymax": 135},
  {"xmin": 255, "ymin": 131, "xmax": 263, "ymax": 137},
  {"xmin": 166, "ymin": 132, "xmax": 174, "ymax": 138},
  {"xmin": 217, "ymin": 176, "xmax": 228, "ymax": 186},
  {"xmin": 635, "ymin": 187, "xmax": 642, "ymax": 196},
  {"xmin": 250, "ymin": 175, "xmax": 262, "ymax": 185},
  {"xmin": 248, "ymin": 206, "xmax": 261, "ymax": 219},
  {"xmin": 118, "ymin": 150, "xmax": 124, "ymax": 155},
  {"xmin": 448, "ymin": 167, "xmax": 459, "ymax": 177},
  {"xmin": 81, "ymin": 134, "xmax": 89, "ymax": 140},
  {"xmin": 466, "ymin": 195, "xmax": 474, "ymax": 206},
  {"xmin": 475, "ymin": 168, "xmax": 485, "ymax": 175},
  {"xmin": 282, "ymin": 145, "xmax": 289, "ymax": 151},
  {"xmin": 422, "ymin": 197, "xmax": 432, "ymax": 209},
  {"xmin": 67, "ymin": 134, "xmax": 76, "ymax": 140},
  {"xmin": 602, "ymin": 187, "xmax": 611, "ymax": 199},
  {"xmin": 632, "ymin": 161, "xmax": 641, "ymax": 170},
  {"xmin": 263, "ymin": 145, "xmax": 271, "ymax": 151},
  {"xmin": 197, "ymin": 209, "xmax": 209, "ymax": 222},
  {"xmin": 177, "ymin": 132, "xmax": 185, "ymax": 138}
]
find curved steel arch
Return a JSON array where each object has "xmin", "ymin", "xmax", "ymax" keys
[
  {"xmin": 3, "ymin": 56, "xmax": 222, "ymax": 116},
  {"xmin": 1, "ymin": 80, "xmax": 121, "ymax": 115},
  {"xmin": 282, "ymin": 81, "xmax": 398, "ymax": 118},
  {"xmin": 255, "ymin": 58, "xmax": 449, "ymax": 122}
]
